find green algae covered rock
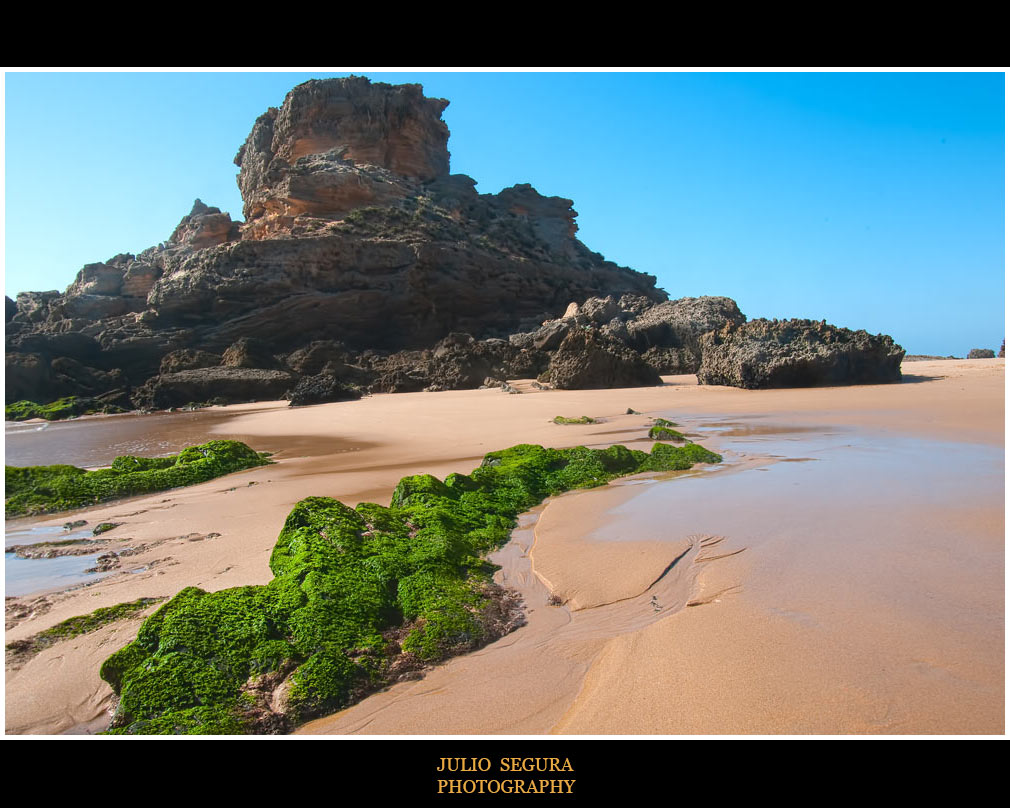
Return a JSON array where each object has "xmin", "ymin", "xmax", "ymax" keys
[
  {"xmin": 5, "ymin": 396, "xmax": 128, "ymax": 422},
  {"xmin": 101, "ymin": 440, "xmax": 722, "ymax": 735},
  {"xmin": 648, "ymin": 425, "xmax": 686, "ymax": 441},
  {"xmin": 5, "ymin": 440, "xmax": 270, "ymax": 517},
  {"xmin": 552, "ymin": 415, "xmax": 597, "ymax": 425}
]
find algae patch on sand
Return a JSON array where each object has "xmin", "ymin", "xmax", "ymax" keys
[
  {"xmin": 99, "ymin": 440, "xmax": 721, "ymax": 735},
  {"xmin": 6, "ymin": 597, "xmax": 167, "ymax": 669},
  {"xmin": 552, "ymin": 415, "xmax": 598, "ymax": 425},
  {"xmin": 4, "ymin": 440, "xmax": 270, "ymax": 517}
]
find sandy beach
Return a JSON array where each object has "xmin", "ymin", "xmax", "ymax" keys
[{"xmin": 4, "ymin": 359, "xmax": 1004, "ymax": 735}]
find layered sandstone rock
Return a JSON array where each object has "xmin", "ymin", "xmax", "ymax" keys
[
  {"xmin": 235, "ymin": 77, "xmax": 450, "ymax": 238},
  {"xmin": 169, "ymin": 199, "xmax": 239, "ymax": 248}
]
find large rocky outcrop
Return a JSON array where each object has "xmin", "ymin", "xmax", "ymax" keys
[
  {"xmin": 7, "ymin": 77, "xmax": 667, "ymax": 406},
  {"xmin": 6, "ymin": 76, "xmax": 906, "ymax": 409},
  {"xmin": 697, "ymin": 319, "xmax": 905, "ymax": 389}
]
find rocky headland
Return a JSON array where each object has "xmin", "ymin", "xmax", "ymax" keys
[{"xmin": 6, "ymin": 76, "xmax": 905, "ymax": 414}]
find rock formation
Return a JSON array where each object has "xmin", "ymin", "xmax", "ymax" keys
[
  {"xmin": 7, "ymin": 77, "xmax": 667, "ymax": 407},
  {"xmin": 697, "ymin": 319, "xmax": 905, "ymax": 389},
  {"xmin": 6, "ymin": 76, "xmax": 906, "ymax": 408},
  {"xmin": 967, "ymin": 348, "xmax": 995, "ymax": 359}
]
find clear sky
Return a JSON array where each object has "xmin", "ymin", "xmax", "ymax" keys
[{"xmin": 3, "ymin": 70, "xmax": 1005, "ymax": 356}]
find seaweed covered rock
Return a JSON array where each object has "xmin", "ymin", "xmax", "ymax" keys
[
  {"xmin": 538, "ymin": 329, "xmax": 661, "ymax": 390},
  {"xmin": 697, "ymin": 319, "xmax": 905, "ymax": 389},
  {"xmin": 100, "ymin": 439, "xmax": 721, "ymax": 735},
  {"xmin": 5, "ymin": 440, "xmax": 269, "ymax": 516},
  {"xmin": 5, "ymin": 394, "xmax": 128, "ymax": 422}
]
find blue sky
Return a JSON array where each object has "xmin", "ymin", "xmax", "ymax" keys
[{"xmin": 3, "ymin": 70, "xmax": 1005, "ymax": 356}]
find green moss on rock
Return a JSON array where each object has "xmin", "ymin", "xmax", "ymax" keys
[
  {"xmin": 648, "ymin": 425, "xmax": 687, "ymax": 441},
  {"xmin": 5, "ymin": 440, "xmax": 270, "ymax": 517},
  {"xmin": 552, "ymin": 415, "xmax": 597, "ymax": 425},
  {"xmin": 5, "ymin": 397, "xmax": 127, "ymax": 422},
  {"xmin": 101, "ymin": 440, "xmax": 721, "ymax": 735}
]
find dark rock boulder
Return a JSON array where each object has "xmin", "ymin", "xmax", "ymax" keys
[
  {"xmin": 367, "ymin": 334, "xmax": 505, "ymax": 393},
  {"xmin": 50, "ymin": 357, "xmax": 124, "ymax": 397},
  {"xmin": 999, "ymin": 341, "xmax": 1005, "ymax": 359},
  {"xmin": 132, "ymin": 367, "xmax": 296, "ymax": 409},
  {"xmin": 286, "ymin": 373, "xmax": 363, "ymax": 406},
  {"xmin": 5, "ymin": 352, "xmax": 55, "ymax": 404},
  {"xmin": 6, "ymin": 296, "xmax": 18, "ymax": 323},
  {"xmin": 967, "ymin": 348, "xmax": 995, "ymax": 359},
  {"xmin": 697, "ymin": 319, "xmax": 904, "ymax": 389},
  {"xmin": 538, "ymin": 329, "xmax": 662, "ymax": 390}
]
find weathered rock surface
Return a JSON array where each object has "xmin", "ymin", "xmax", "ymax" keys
[
  {"xmin": 236, "ymin": 77, "xmax": 450, "ymax": 238},
  {"xmin": 132, "ymin": 367, "xmax": 296, "ymax": 409},
  {"xmin": 538, "ymin": 328, "xmax": 662, "ymax": 390},
  {"xmin": 366, "ymin": 333, "xmax": 523, "ymax": 394},
  {"xmin": 6, "ymin": 76, "xmax": 906, "ymax": 407},
  {"xmin": 509, "ymin": 294, "xmax": 744, "ymax": 376},
  {"xmin": 615, "ymin": 295, "xmax": 746, "ymax": 372},
  {"xmin": 221, "ymin": 337, "xmax": 282, "ymax": 369},
  {"xmin": 999, "ymin": 340, "xmax": 1005, "ymax": 359},
  {"xmin": 6, "ymin": 77, "xmax": 665, "ymax": 406},
  {"xmin": 967, "ymin": 348, "xmax": 995, "ymax": 359},
  {"xmin": 159, "ymin": 349, "xmax": 222, "ymax": 374},
  {"xmin": 286, "ymin": 373, "xmax": 363, "ymax": 406},
  {"xmin": 697, "ymin": 319, "xmax": 905, "ymax": 389},
  {"xmin": 169, "ymin": 199, "xmax": 240, "ymax": 248}
]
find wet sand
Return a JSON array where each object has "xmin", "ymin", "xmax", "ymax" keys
[{"xmin": 4, "ymin": 359, "xmax": 1004, "ymax": 735}]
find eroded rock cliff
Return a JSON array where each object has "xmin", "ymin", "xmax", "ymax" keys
[
  {"xmin": 7, "ymin": 77, "xmax": 667, "ymax": 407},
  {"xmin": 6, "ymin": 76, "xmax": 904, "ymax": 408}
]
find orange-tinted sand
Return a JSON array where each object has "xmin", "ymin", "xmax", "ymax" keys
[{"xmin": 4, "ymin": 359, "xmax": 1004, "ymax": 735}]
